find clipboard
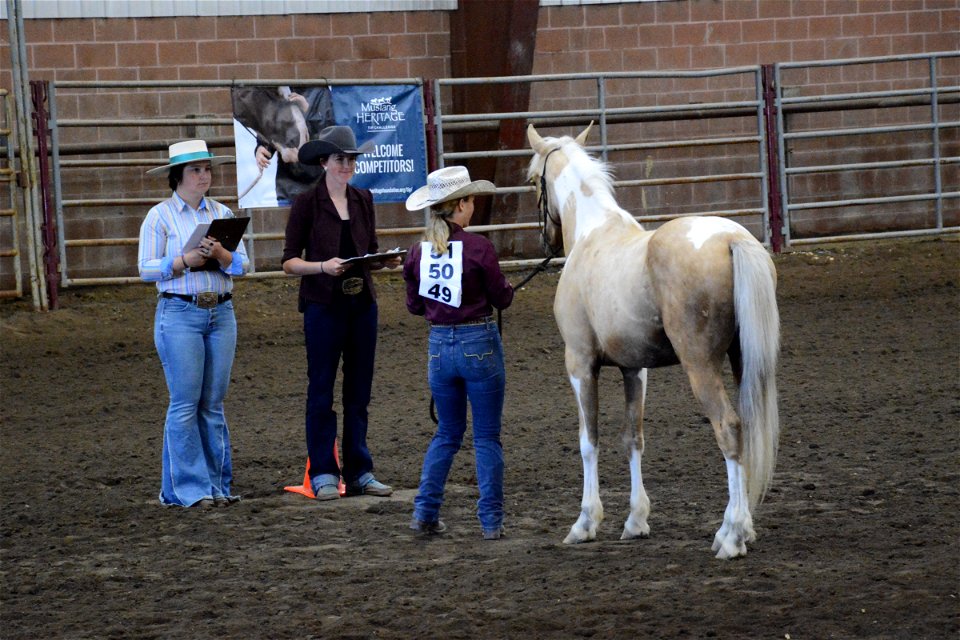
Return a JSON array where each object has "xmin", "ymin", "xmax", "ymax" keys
[
  {"xmin": 183, "ymin": 216, "xmax": 250, "ymax": 271},
  {"xmin": 183, "ymin": 216, "xmax": 250, "ymax": 252},
  {"xmin": 340, "ymin": 248, "xmax": 408, "ymax": 266}
]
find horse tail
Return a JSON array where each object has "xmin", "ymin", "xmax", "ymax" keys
[{"xmin": 731, "ymin": 239, "xmax": 780, "ymax": 510}]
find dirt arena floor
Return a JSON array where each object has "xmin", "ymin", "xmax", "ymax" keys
[{"xmin": 1, "ymin": 237, "xmax": 958, "ymax": 639}]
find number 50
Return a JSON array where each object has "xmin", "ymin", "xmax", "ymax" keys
[{"xmin": 429, "ymin": 263, "xmax": 454, "ymax": 280}]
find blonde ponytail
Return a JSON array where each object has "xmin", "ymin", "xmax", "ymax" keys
[{"xmin": 422, "ymin": 199, "xmax": 459, "ymax": 256}]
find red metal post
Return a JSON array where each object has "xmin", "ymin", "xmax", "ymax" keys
[
  {"xmin": 761, "ymin": 64, "xmax": 785, "ymax": 253},
  {"xmin": 30, "ymin": 80, "xmax": 59, "ymax": 308},
  {"xmin": 423, "ymin": 78, "xmax": 437, "ymax": 174}
]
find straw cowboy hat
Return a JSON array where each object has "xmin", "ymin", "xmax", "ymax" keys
[
  {"xmin": 299, "ymin": 125, "xmax": 375, "ymax": 165},
  {"xmin": 145, "ymin": 139, "xmax": 234, "ymax": 175},
  {"xmin": 405, "ymin": 165, "xmax": 497, "ymax": 211}
]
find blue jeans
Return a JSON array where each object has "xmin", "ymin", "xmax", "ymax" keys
[
  {"xmin": 303, "ymin": 298, "xmax": 378, "ymax": 484},
  {"xmin": 413, "ymin": 321, "xmax": 506, "ymax": 532},
  {"xmin": 154, "ymin": 297, "xmax": 237, "ymax": 507}
]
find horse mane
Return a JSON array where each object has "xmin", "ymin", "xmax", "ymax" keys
[
  {"xmin": 529, "ymin": 135, "xmax": 635, "ymax": 224},
  {"xmin": 558, "ymin": 137, "xmax": 615, "ymax": 193}
]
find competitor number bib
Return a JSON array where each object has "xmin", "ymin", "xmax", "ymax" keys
[{"xmin": 419, "ymin": 241, "xmax": 463, "ymax": 308}]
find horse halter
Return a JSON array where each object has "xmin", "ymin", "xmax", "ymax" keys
[{"xmin": 536, "ymin": 146, "xmax": 563, "ymax": 256}]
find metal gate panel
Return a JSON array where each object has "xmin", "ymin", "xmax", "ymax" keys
[
  {"xmin": 24, "ymin": 55, "xmax": 960, "ymax": 296},
  {"xmin": 432, "ymin": 67, "xmax": 773, "ymax": 259},
  {"xmin": 0, "ymin": 89, "xmax": 23, "ymax": 299},
  {"xmin": 45, "ymin": 78, "xmax": 423, "ymax": 288},
  {"xmin": 774, "ymin": 52, "xmax": 960, "ymax": 247}
]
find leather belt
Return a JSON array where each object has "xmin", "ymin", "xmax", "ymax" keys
[
  {"xmin": 161, "ymin": 291, "xmax": 232, "ymax": 309},
  {"xmin": 429, "ymin": 316, "xmax": 494, "ymax": 328}
]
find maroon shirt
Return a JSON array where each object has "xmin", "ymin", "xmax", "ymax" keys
[
  {"xmin": 282, "ymin": 179, "xmax": 379, "ymax": 306},
  {"xmin": 403, "ymin": 223, "xmax": 514, "ymax": 324}
]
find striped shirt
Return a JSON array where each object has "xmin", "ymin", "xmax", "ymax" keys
[{"xmin": 138, "ymin": 192, "xmax": 249, "ymax": 295}]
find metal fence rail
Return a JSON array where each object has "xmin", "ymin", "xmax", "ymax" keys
[
  {"xmin": 6, "ymin": 0, "xmax": 46, "ymax": 309},
  {"xmin": 774, "ymin": 51, "xmax": 960, "ymax": 246},
  {"xmin": 0, "ymin": 88, "xmax": 23, "ymax": 299},
  {"xmin": 12, "ymin": 53, "xmax": 959, "ymax": 301},
  {"xmin": 432, "ymin": 67, "xmax": 773, "ymax": 244},
  {"xmin": 46, "ymin": 78, "xmax": 422, "ymax": 287}
]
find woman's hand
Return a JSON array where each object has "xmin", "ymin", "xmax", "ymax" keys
[
  {"xmin": 286, "ymin": 92, "xmax": 309, "ymax": 114},
  {"xmin": 182, "ymin": 245, "xmax": 207, "ymax": 270},
  {"xmin": 200, "ymin": 236, "xmax": 232, "ymax": 268},
  {"xmin": 382, "ymin": 256, "xmax": 403, "ymax": 269},
  {"xmin": 321, "ymin": 257, "xmax": 346, "ymax": 276},
  {"xmin": 255, "ymin": 145, "xmax": 273, "ymax": 170}
]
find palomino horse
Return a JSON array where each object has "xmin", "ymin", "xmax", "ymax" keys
[{"xmin": 527, "ymin": 123, "xmax": 780, "ymax": 559}]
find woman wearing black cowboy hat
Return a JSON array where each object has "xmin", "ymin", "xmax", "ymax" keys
[{"xmin": 282, "ymin": 125, "xmax": 400, "ymax": 500}]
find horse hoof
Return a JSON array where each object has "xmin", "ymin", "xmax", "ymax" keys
[
  {"xmin": 620, "ymin": 528, "xmax": 650, "ymax": 541},
  {"xmin": 713, "ymin": 536, "xmax": 747, "ymax": 560},
  {"xmin": 714, "ymin": 546, "xmax": 746, "ymax": 560},
  {"xmin": 563, "ymin": 529, "xmax": 594, "ymax": 544},
  {"xmin": 621, "ymin": 516, "xmax": 650, "ymax": 540}
]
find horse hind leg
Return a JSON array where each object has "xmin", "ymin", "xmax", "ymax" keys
[
  {"xmin": 620, "ymin": 367, "xmax": 651, "ymax": 540},
  {"xmin": 563, "ymin": 365, "xmax": 604, "ymax": 544},
  {"xmin": 713, "ymin": 457, "xmax": 756, "ymax": 560},
  {"xmin": 685, "ymin": 364, "xmax": 756, "ymax": 559}
]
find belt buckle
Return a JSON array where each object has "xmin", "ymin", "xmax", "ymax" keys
[
  {"xmin": 196, "ymin": 291, "xmax": 218, "ymax": 309},
  {"xmin": 341, "ymin": 277, "xmax": 363, "ymax": 296}
]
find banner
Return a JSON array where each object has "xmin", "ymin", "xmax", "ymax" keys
[
  {"xmin": 330, "ymin": 84, "xmax": 427, "ymax": 204},
  {"xmin": 232, "ymin": 84, "xmax": 426, "ymax": 209},
  {"xmin": 232, "ymin": 85, "xmax": 334, "ymax": 209}
]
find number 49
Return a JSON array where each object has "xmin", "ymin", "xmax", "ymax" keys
[{"xmin": 427, "ymin": 283, "xmax": 452, "ymax": 303}]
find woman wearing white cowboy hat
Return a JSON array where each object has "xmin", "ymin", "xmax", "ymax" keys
[
  {"xmin": 282, "ymin": 125, "xmax": 398, "ymax": 500},
  {"xmin": 138, "ymin": 139, "xmax": 250, "ymax": 508},
  {"xmin": 402, "ymin": 165, "xmax": 514, "ymax": 539}
]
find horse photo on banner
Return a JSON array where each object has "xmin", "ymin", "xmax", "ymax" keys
[
  {"xmin": 232, "ymin": 85, "xmax": 335, "ymax": 209},
  {"xmin": 329, "ymin": 84, "xmax": 427, "ymax": 204}
]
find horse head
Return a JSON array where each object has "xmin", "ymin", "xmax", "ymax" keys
[{"xmin": 526, "ymin": 123, "xmax": 594, "ymax": 255}]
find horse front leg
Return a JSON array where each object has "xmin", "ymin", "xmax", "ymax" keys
[
  {"xmin": 564, "ymin": 363, "xmax": 603, "ymax": 544},
  {"xmin": 620, "ymin": 367, "xmax": 651, "ymax": 540}
]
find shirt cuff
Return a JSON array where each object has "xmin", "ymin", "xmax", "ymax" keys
[
  {"xmin": 221, "ymin": 251, "xmax": 244, "ymax": 276},
  {"xmin": 160, "ymin": 255, "xmax": 176, "ymax": 280}
]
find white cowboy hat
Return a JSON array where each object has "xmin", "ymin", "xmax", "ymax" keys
[
  {"xmin": 299, "ymin": 125, "xmax": 374, "ymax": 165},
  {"xmin": 405, "ymin": 165, "xmax": 496, "ymax": 211},
  {"xmin": 146, "ymin": 139, "xmax": 234, "ymax": 175}
]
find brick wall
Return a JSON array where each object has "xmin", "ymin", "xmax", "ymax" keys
[
  {"xmin": 529, "ymin": 1, "xmax": 958, "ymax": 242},
  {"xmin": 534, "ymin": 1, "xmax": 956, "ymax": 74},
  {"xmin": 0, "ymin": 1, "xmax": 956, "ymax": 285}
]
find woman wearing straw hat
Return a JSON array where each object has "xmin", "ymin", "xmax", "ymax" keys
[
  {"xmin": 138, "ymin": 139, "xmax": 250, "ymax": 508},
  {"xmin": 402, "ymin": 166, "xmax": 514, "ymax": 539},
  {"xmin": 282, "ymin": 125, "xmax": 399, "ymax": 501}
]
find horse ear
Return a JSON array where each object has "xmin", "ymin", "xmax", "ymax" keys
[
  {"xmin": 527, "ymin": 124, "xmax": 547, "ymax": 154},
  {"xmin": 575, "ymin": 121, "xmax": 594, "ymax": 146}
]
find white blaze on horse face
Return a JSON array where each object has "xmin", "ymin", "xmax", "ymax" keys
[{"xmin": 685, "ymin": 216, "xmax": 744, "ymax": 250}]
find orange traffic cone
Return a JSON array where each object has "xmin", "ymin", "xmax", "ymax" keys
[{"xmin": 284, "ymin": 440, "xmax": 346, "ymax": 498}]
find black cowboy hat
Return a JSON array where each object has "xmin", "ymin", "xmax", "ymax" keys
[{"xmin": 298, "ymin": 125, "xmax": 374, "ymax": 165}]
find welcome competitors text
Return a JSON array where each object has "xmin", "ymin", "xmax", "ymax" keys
[{"xmin": 354, "ymin": 158, "xmax": 417, "ymax": 174}]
